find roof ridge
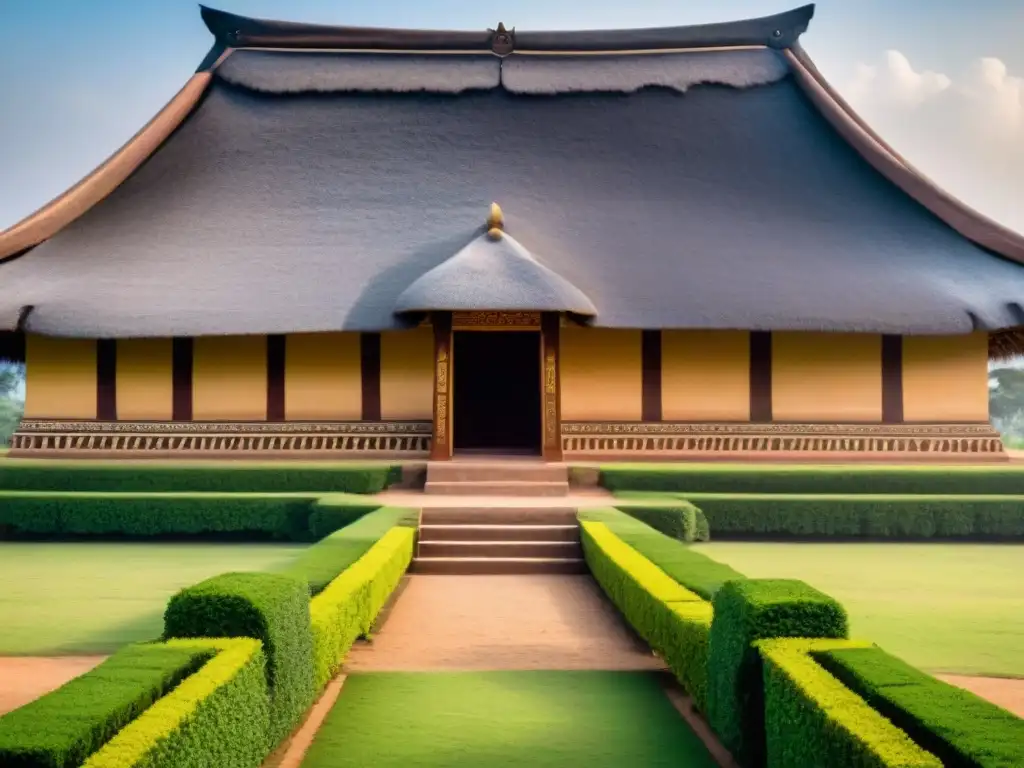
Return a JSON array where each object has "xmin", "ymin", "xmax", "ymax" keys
[{"xmin": 199, "ymin": 4, "xmax": 815, "ymax": 54}]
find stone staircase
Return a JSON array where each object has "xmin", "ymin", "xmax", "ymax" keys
[
  {"xmin": 412, "ymin": 506, "xmax": 586, "ymax": 575},
  {"xmin": 424, "ymin": 460, "xmax": 569, "ymax": 497}
]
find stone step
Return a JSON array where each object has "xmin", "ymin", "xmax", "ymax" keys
[
  {"xmin": 418, "ymin": 523, "xmax": 580, "ymax": 542},
  {"xmin": 424, "ymin": 480, "xmax": 569, "ymax": 497},
  {"xmin": 421, "ymin": 507, "xmax": 578, "ymax": 526},
  {"xmin": 411, "ymin": 557, "xmax": 588, "ymax": 575},
  {"xmin": 418, "ymin": 540, "xmax": 584, "ymax": 559},
  {"xmin": 426, "ymin": 462, "xmax": 569, "ymax": 484}
]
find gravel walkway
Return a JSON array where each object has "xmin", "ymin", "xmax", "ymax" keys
[{"xmin": 344, "ymin": 574, "xmax": 666, "ymax": 672}]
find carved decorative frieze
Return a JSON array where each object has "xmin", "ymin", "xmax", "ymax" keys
[
  {"xmin": 561, "ymin": 421, "xmax": 1006, "ymax": 458},
  {"xmin": 451, "ymin": 311, "xmax": 541, "ymax": 329},
  {"xmin": 10, "ymin": 420, "xmax": 431, "ymax": 456}
]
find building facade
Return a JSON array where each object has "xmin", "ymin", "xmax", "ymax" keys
[{"xmin": 0, "ymin": 5, "xmax": 1019, "ymax": 461}]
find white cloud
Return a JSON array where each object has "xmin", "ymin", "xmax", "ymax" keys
[{"xmin": 843, "ymin": 50, "xmax": 1024, "ymax": 236}]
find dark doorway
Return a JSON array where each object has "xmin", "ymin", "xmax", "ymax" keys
[{"xmin": 453, "ymin": 331, "xmax": 541, "ymax": 454}]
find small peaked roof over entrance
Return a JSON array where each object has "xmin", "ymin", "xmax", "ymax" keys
[
  {"xmin": 394, "ymin": 205, "xmax": 597, "ymax": 316},
  {"xmin": 3, "ymin": 4, "xmax": 1024, "ymax": 343}
]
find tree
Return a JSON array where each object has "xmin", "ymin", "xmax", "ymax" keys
[
  {"xmin": 0, "ymin": 362, "xmax": 24, "ymax": 445},
  {"xmin": 989, "ymin": 367, "xmax": 1024, "ymax": 435}
]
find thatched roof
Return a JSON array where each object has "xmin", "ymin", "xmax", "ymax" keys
[{"xmin": 3, "ymin": 4, "xmax": 1024, "ymax": 343}]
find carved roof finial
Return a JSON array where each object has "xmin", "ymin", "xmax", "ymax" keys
[
  {"xmin": 486, "ymin": 202, "xmax": 504, "ymax": 240},
  {"xmin": 489, "ymin": 21, "xmax": 515, "ymax": 55}
]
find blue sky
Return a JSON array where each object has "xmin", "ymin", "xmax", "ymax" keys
[{"xmin": 1, "ymin": 0, "xmax": 1022, "ymax": 234}]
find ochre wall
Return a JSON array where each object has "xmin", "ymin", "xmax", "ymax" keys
[
  {"xmin": 560, "ymin": 327, "xmax": 642, "ymax": 421},
  {"xmin": 381, "ymin": 328, "xmax": 433, "ymax": 420},
  {"xmin": 192, "ymin": 335, "xmax": 267, "ymax": 421},
  {"xmin": 771, "ymin": 332, "xmax": 883, "ymax": 421},
  {"xmin": 116, "ymin": 338, "xmax": 174, "ymax": 420},
  {"xmin": 662, "ymin": 330, "xmax": 750, "ymax": 420},
  {"xmin": 23, "ymin": 335, "xmax": 97, "ymax": 419},
  {"xmin": 284, "ymin": 333, "xmax": 362, "ymax": 421},
  {"xmin": 903, "ymin": 333, "xmax": 989, "ymax": 422}
]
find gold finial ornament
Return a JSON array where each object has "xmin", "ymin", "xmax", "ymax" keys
[{"xmin": 486, "ymin": 202, "xmax": 504, "ymax": 240}]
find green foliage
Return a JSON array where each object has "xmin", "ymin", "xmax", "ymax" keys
[
  {"xmin": 616, "ymin": 500, "xmax": 710, "ymax": 542},
  {"xmin": 306, "ymin": 496, "xmax": 388, "ymax": 540},
  {"xmin": 0, "ymin": 643, "xmax": 212, "ymax": 768},
  {"xmin": 0, "ymin": 397, "xmax": 23, "ymax": 446},
  {"xmin": 579, "ymin": 521, "xmax": 712, "ymax": 711},
  {"xmin": 0, "ymin": 462, "xmax": 396, "ymax": 493},
  {"xmin": 618, "ymin": 492, "xmax": 1024, "ymax": 540},
  {"xmin": 707, "ymin": 578, "xmax": 849, "ymax": 766},
  {"xmin": 81, "ymin": 638, "xmax": 270, "ymax": 768},
  {"xmin": 280, "ymin": 505, "xmax": 418, "ymax": 595},
  {"xmin": 0, "ymin": 492, "xmax": 325, "ymax": 541},
  {"xmin": 818, "ymin": 646, "xmax": 1024, "ymax": 768},
  {"xmin": 601, "ymin": 464, "xmax": 1024, "ymax": 495},
  {"xmin": 579, "ymin": 508, "xmax": 745, "ymax": 599},
  {"xmin": 309, "ymin": 527, "xmax": 415, "ymax": 689},
  {"xmin": 758, "ymin": 639, "xmax": 943, "ymax": 768},
  {"xmin": 163, "ymin": 572, "xmax": 315, "ymax": 745}
]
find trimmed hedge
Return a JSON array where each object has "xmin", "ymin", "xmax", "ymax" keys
[
  {"xmin": 82, "ymin": 638, "xmax": 270, "ymax": 768},
  {"xmin": 309, "ymin": 526, "xmax": 415, "ymax": 689},
  {"xmin": 0, "ymin": 461, "xmax": 397, "ymax": 494},
  {"xmin": 618, "ymin": 492, "xmax": 1024, "ymax": 540},
  {"xmin": 818, "ymin": 646, "xmax": 1024, "ymax": 768},
  {"xmin": 0, "ymin": 643, "xmax": 212, "ymax": 768},
  {"xmin": 163, "ymin": 572, "xmax": 315, "ymax": 744},
  {"xmin": 707, "ymin": 578, "xmax": 849, "ymax": 766},
  {"xmin": 0, "ymin": 492, "xmax": 382, "ymax": 542},
  {"xmin": 616, "ymin": 500, "xmax": 710, "ymax": 542},
  {"xmin": 600, "ymin": 464, "xmax": 1024, "ymax": 496},
  {"xmin": 758, "ymin": 639, "xmax": 943, "ymax": 768},
  {"xmin": 579, "ymin": 508, "xmax": 746, "ymax": 600},
  {"xmin": 580, "ymin": 521, "xmax": 712, "ymax": 711},
  {"xmin": 279, "ymin": 505, "xmax": 419, "ymax": 595}
]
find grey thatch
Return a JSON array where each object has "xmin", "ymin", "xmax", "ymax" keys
[
  {"xmin": 394, "ymin": 230, "xmax": 597, "ymax": 315},
  {"xmin": 3, "ymin": 4, "xmax": 1024, "ymax": 342}
]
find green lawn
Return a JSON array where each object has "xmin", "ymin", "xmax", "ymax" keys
[
  {"xmin": 694, "ymin": 542, "xmax": 1024, "ymax": 677},
  {"xmin": 303, "ymin": 671, "xmax": 716, "ymax": 768},
  {"xmin": 0, "ymin": 542, "xmax": 305, "ymax": 655}
]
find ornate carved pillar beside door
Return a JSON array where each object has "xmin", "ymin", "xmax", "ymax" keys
[
  {"xmin": 541, "ymin": 312, "xmax": 563, "ymax": 461},
  {"xmin": 430, "ymin": 311, "xmax": 453, "ymax": 460}
]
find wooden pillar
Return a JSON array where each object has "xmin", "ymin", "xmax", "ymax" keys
[
  {"xmin": 360, "ymin": 332, "xmax": 382, "ymax": 421},
  {"xmin": 172, "ymin": 337, "xmax": 193, "ymax": 421},
  {"xmin": 430, "ymin": 312, "xmax": 453, "ymax": 460},
  {"xmin": 881, "ymin": 334, "xmax": 904, "ymax": 423},
  {"xmin": 96, "ymin": 339, "xmax": 117, "ymax": 421},
  {"xmin": 641, "ymin": 329, "xmax": 662, "ymax": 422},
  {"xmin": 266, "ymin": 334, "xmax": 286, "ymax": 421},
  {"xmin": 541, "ymin": 312, "xmax": 563, "ymax": 461},
  {"xmin": 750, "ymin": 331, "xmax": 772, "ymax": 422}
]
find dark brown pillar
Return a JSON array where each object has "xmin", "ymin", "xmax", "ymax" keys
[
  {"xmin": 172, "ymin": 337, "xmax": 193, "ymax": 421},
  {"xmin": 750, "ymin": 331, "xmax": 773, "ymax": 422},
  {"xmin": 541, "ymin": 312, "xmax": 563, "ymax": 461},
  {"xmin": 266, "ymin": 334, "xmax": 286, "ymax": 421},
  {"xmin": 430, "ymin": 313, "xmax": 453, "ymax": 460},
  {"xmin": 360, "ymin": 332, "xmax": 382, "ymax": 421},
  {"xmin": 882, "ymin": 334, "xmax": 904, "ymax": 423},
  {"xmin": 641, "ymin": 329, "xmax": 662, "ymax": 422},
  {"xmin": 96, "ymin": 339, "xmax": 117, "ymax": 421}
]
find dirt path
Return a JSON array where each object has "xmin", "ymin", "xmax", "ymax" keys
[
  {"xmin": 345, "ymin": 574, "xmax": 665, "ymax": 672},
  {"xmin": 939, "ymin": 674, "xmax": 1024, "ymax": 717},
  {"xmin": 0, "ymin": 656, "xmax": 107, "ymax": 716}
]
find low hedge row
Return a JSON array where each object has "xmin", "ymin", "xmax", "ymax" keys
[
  {"xmin": 309, "ymin": 526, "xmax": 415, "ymax": 688},
  {"xmin": 163, "ymin": 572, "xmax": 316, "ymax": 745},
  {"xmin": 279, "ymin": 505, "xmax": 418, "ymax": 595},
  {"xmin": 707, "ymin": 578, "xmax": 850, "ymax": 766},
  {"xmin": 580, "ymin": 520, "xmax": 712, "ymax": 711},
  {"xmin": 0, "ymin": 643, "xmax": 213, "ymax": 768},
  {"xmin": 82, "ymin": 638, "xmax": 270, "ymax": 768},
  {"xmin": 600, "ymin": 464, "xmax": 1024, "ymax": 496},
  {"xmin": 0, "ymin": 492, "xmax": 380, "ymax": 541},
  {"xmin": 615, "ymin": 500, "xmax": 710, "ymax": 542},
  {"xmin": 818, "ymin": 646, "xmax": 1024, "ymax": 768},
  {"xmin": 618, "ymin": 492, "xmax": 1024, "ymax": 540},
  {"xmin": 758, "ymin": 639, "xmax": 942, "ymax": 768},
  {"xmin": 0, "ymin": 461, "xmax": 398, "ymax": 494},
  {"xmin": 579, "ymin": 508, "xmax": 745, "ymax": 600}
]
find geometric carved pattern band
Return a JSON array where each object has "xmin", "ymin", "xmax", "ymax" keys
[
  {"xmin": 561, "ymin": 422, "xmax": 1005, "ymax": 457},
  {"xmin": 11, "ymin": 420, "xmax": 432, "ymax": 456}
]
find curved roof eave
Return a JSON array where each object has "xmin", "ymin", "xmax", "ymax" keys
[
  {"xmin": 0, "ymin": 50, "xmax": 228, "ymax": 263},
  {"xmin": 785, "ymin": 44, "xmax": 1024, "ymax": 264}
]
